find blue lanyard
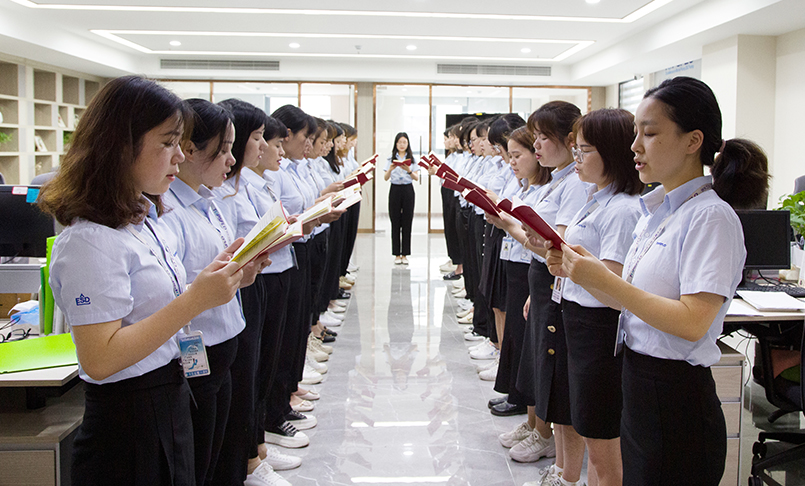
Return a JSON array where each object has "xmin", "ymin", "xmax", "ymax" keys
[{"xmin": 127, "ymin": 219, "xmax": 183, "ymax": 298}]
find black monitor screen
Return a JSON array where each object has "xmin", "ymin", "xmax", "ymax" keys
[
  {"xmin": 0, "ymin": 185, "xmax": 56, "ymax": 258},
  {"xmin": 735, "ymin": 209, "xmax": 791, "ymax": 270}
]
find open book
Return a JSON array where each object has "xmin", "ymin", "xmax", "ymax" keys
[
  {"xmin": 462, "ymin": 188, "xmax": 500, "ymax": 216},
  {"xmin": 361, "ymin": 154, "xmax": 379, "ymax": 167},
  {"xmin": 417, "ymin": 156, "xmax": 432, "ymax": 170},
  {"xmin": 392, "ymin": 158, "xmax": 413, "ymax": 169},
  {"xmin": 298, "ymin": 196, "xmax": 334, "ymax": 224},
  {"xmin": 499, "ymin": 196, "xmax": 566, "ymax": 249},
  {"xmin": 344, "ymin": 164, "xmax": 375, "ymax": 188},
  {"xmin": 232, "ymin": 200, "xmax": 302, "ymax": 269},
  {"xmin": 428, "ymin": 153, "xmax": 442, "ymax": 166},
  {"xmin": 331, "ymin": 185, "xmax": 363, "ymax": 210}
]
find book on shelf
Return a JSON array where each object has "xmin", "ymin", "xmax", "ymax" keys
[
  {"xmin": 231, "ymin": 200, "xmax": 302, "ymax": 269},
  {"xmin": 34, "ymin": 135, "xmax": 48, "ymax": 152},
  {"xmin": 498, "ymin": 196, "xmax": 565, "ymax": 249}
]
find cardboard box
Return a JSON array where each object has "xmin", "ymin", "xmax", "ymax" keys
[{"xmin": 0, "ymin": 293, "xmax": 32, "ymax": 318}]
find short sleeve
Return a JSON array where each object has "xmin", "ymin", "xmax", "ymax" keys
[
  {"xmin": 597, "ymin": 202, "xmax": 641, "ymax": 264},
  {"xmin": 50, "ymin": 228, "xmax": 134, "ymax": 326},
  {"xmin": 555, "ymin": 178, "xmax": 589, "ymax": 227},
  {"xmin": 679, "ymin": 204, "xmax": 745, "ymax": 298},
  {"xmin": 384, "ymin": 157, "xmax": 392, "ymax": 171}
]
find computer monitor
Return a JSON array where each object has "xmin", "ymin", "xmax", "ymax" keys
[
  {"xmin": 735, "ymin": 209, "xmax": 791, "ymax": 271},
  {"xmin": 0, "ymin": 185, "xmax": 56, "ymax": 258}
]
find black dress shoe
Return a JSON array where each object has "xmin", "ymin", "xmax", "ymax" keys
[
  {"xmin": 490, "ymin": 400, "xmax": 527, "ymax": 417},
  {"xmin": 318, "ymin": 333, "xmax": 335, "ymax": 343},
  {"xmin": 443, "ymin": 271, "xmax": 461, "ymax": 281},
  {"xmin": 488, "ymin": 395, "xmax": 509, "ymax": 409},
  {"xmin": 337, "ymin": 289, "xmax": 351, "ymax": 299},
  {"xmin": 323, "ymin": 328, "xmax": 337, "ymax": 337}
]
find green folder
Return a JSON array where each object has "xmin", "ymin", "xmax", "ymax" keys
[
  {"xmin": 42, "ymin": 236, "xmax": 56, "ymax": 336},
  {"xmin": 0, "ymin": 333, "xmax": 77, "ymax": 374}
]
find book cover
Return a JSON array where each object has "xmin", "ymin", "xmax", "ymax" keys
[
  {"xmin": 231, "ymin": 200, "xmax": 289, "ymax": 269},
  {"xmin": 462, "ymin": 188, "xmax": 500, "ymax": 215},
  {"xmin": 503, "ymin": 196, "xmax": 565, "ymax": 249}
]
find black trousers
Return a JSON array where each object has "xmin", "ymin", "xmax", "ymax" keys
[
  {"xmin": 341, "ymin": 201, "xmax": 361, "ymax": 275},
  {"xmin": 469, "ymin": 213, "xmax": 491, "ymax": 339},
  {"xmin": 459, "ymin": 207, "xmax": 477, "ymax": 303},
  {"xmin": 441, "ymin": 186, "xmax": 461, "ymax": 264},
  {"xmin": 321, "ymin": 218, "xmax": 345, "ymax": 309},
  {"xmin": 454, "ymin": 200, "xmax": 469, "ymax": 275},
  {"xmin": 308, "ymin": 230, "xmax": 329, "ymax": 321},
  {"xmin": 213, "ymin": 283, "xmax": 266, "ymax": 485},
  {"xmin": 188, "ymin": 337, "xmax": 238, "ymax": 486},
  {"xmin": 73, "ymin": 362, "xmax": 194, "ymax": 486},
  {"xmin": 389, "ymin": 183, "xmax": 415, "ymax": 256},
  {"xmin": 254, "ymin": 270, "xmax": 291, "ymax": 446}
]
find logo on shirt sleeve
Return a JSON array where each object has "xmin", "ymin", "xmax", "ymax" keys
[{"xmin": 75, "ymin": 294, "xmax": 91, "ymax": 306}]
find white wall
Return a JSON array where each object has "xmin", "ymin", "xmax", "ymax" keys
[{"xmin": 773, "ymin": 27, "xmax": 805, "ymax": 203}]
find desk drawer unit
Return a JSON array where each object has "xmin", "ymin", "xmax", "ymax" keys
[{"xmin": 715, "ymin": 341, "xmax": 744, "ymax": 486}]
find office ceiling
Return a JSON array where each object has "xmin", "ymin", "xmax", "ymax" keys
[{"xmin": 1, "ymin": 0, "xmax": 804, "ymax": 85}]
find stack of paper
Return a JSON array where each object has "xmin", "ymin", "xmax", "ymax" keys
[{"xmin": 736, "ymin": 291, "xmax": 805, "ymax": 312}]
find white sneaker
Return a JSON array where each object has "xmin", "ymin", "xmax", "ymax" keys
[
  {"xmin": 457, "ymin": 313, "xmax": 473, "ymax": 324},
  {"xmin": 308, "ymin": 334, "xmax": 333, "ymax": 354},
  {"xmin": 470, "ymin": 344, "xmax": 499, "ymax": 361},
  {"xmin": 245, "ymin": 462, "xmax": 291, "ymax": 486},
  {"xmin": 319, "ymin": 313, "xmax": 342, "ymax": 327},
  {"xmin": 347, "ymin": 263, "xmax": 359, "ymax": 273},
  {"xmin": 476, "ymin": 356, "xmax": 498, "ymax": 372},
  {"xmin": 509, "ymin": 430, "xmax": 556, "ymax": 462},
  {"xmin": 325, "ymin": 310, "xmax": 344, "ymax": 321},
  {"xmin": 291, "ymin": 399, "xmax": 314, "ymax": 412},
  {"xmin": 464, "ymin": 331, "xmax": 485, "ymax": 342},
  {"xmin": 453, "ymin": 289, "xmax": 467, "ymax": 299},
  {"xmin": 341, "ymin": 274, "xmax": 356, "ymax": 285},
  {"xmin": 331, "ymin": 299, "xmax": 347, "ymax": 308},
  {"xmin": 293, "ymin": 387, "xmax": 320, "ymax": 401},
  {"xmin": 300, "ymin": 364, "xmax": 323, "ymax": 385},
  {"xmin": 439, "ymin": 260, "xmax": 456, "ymax": 273},
  {"xmin": 469, "ymin": 338, "xmax": 493, "ymax": 351},
  {"xmin": 457, "ymin": 299, "xmax": 473, "ymax": 310},
  {"xmin": 327, "ymin": 303, "xmax": 346, "ymax": 313},
  {"xmin": 456, "ymin": 307, "xmax": 473, "ymax": 318},
  {"xmin": 306, "ymin": 344, "xmax": 329, "ymax": 363},
  {"xmin": 451, "ymin": 286, "xmax": 465, "ymax": 295},
  {"xmin": 306, "ymin": 355, "xmax": 328, "ymax": 374},
  {"xmin": 284, "ymin": 409, "xmax": 317, "ymax": 431},
  {"xmin": 479, "ymin": 363, "xmax": 498, "ymax": 381},
  {"xmin": 499, "ymin": 421, "xmax": 534, "ymax": 448},
  {"xmin": 262, "ymin": 446, "xmax": 302, "ymax": 471}
]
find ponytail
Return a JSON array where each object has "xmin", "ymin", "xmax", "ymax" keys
[{"xmin": 711, "ymin": 139, "xmax": 770, "ymax": 209}]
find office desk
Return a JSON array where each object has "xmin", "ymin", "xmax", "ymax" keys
[{"xmin": 723, "ymin": 300, "xmax": 805, "ymax": 486}]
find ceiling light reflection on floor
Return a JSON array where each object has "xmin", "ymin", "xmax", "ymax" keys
[{"xmin": 352, "ymin": 477, "xmax": 451, "ymax": 484}]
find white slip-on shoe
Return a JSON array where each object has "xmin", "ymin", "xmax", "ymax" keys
[
  {"xmin": 457, "ymin": 299, "xmax": 473, "ymax": 310},
  {"xmin": 293, "ymin": 387, "xmax": 319, "ymax": 401},
  {"xmin": 479, "ymin": 363, "xmax": 498, "ymax": 381},
  {"xmin": 261, "ymin": 446, "xmax": 302, "ymax": 471},
  {"xmin": 499, "ymin": 421, "xmax": 534, "ymax": 448},
  {"xmin": 309, "ymin": 334, "xmax": 333, "ymax": 354},
  {"xmin": 325, "ymin": 310, "xmax": 345, "ymax": 321},
  {"xmin": 319, "ymin": 313, "xmax": 342, "ymax": 327},
  {"xmin": 306, "ymin": 343, "xmax": 329, "ymax": 362},
  {"xmin": 306, "ymin": 355, "xmax": 328, "ymax": 374},
  {"xmin": 456, "ymin": 307, "xmax": 473, "ymax": 318},
  {"xmin": 347, "ymin": 263, "xmax": 359, "ymax": 273},
  {"xmin": 457, "ymin": 314, "xmax": 473, "ymax": 324},
  {"xmin": 327, "ymin": 303, "xmax": 346, "ymax": 313},
  {"xmin": 291, "ymin": 398, "xmax": 314, "ymax": 413},
  {"xmin": 245, "ymin": 462, "xmax": 292, "ymax": 486}
]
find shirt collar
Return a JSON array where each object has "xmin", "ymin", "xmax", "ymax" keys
[
  {"xmin": 640, "ymin": 175, "xmax": 712, "ymax": 216},
  {"xmin": 551, "ymin": 161, "xmax": 576, "ymax": 181},
  {"xmin": 240, "ymin": 167, "xmax": 268, "ymax": 190},
  {"xmin": 591, "ymin": 182, "xmax": 617, "ymax": 207},
  {"xmin": 169, "ymin": 177, "xmax": 206, "ymax": 209}
]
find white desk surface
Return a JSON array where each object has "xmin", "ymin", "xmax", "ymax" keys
[
  {"xmin": 725, "ymin": 299, "xmax": 805, "ymax": 322},
  {"xmin": 0, "ymin": 365, "xmax": 79, "ymax": 388}
]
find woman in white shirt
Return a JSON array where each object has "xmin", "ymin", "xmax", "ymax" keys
[
  {"xmin": 547, "ymin": 76, "xmax": 768, "ymax": 485},
  {"xmin": 384, "ymin": 132, "xmax": 419, "ymax": 264},
  {"xmin": 42, "ymin": 76, "xmax": 243, "ymax": 486},
  {"xmin": 549, "ymin": 108, "xmax": 643, "ymax": 486}
]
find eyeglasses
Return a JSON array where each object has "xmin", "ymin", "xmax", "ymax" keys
[
  {"xmin": 0, "ymin": 327, "xmax": 32, "ymax": 343},
  {"xmin": 572, "ymin": 146, "xmax": 598, "ymax": 163}
]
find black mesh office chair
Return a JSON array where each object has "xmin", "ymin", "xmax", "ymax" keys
[{"xmin": 749, "ymin": 323, "xmax": 805, "ymax": 485}]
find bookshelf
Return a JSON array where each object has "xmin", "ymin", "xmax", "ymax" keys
[{"xmin": 0, "ymin": 58, "xmax": 103, "ymax": 184}]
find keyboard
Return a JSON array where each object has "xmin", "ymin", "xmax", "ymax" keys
[{"xmin": 735, "ymin": 284, "xmax": 805, "ymax": 299}]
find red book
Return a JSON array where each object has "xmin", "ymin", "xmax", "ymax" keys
[
  {"xmin": 428, "ymin": 153, "xmax": 442, "ymax": 166},
  {"xmin": 417, "ymin": 156, "xmax": 431, "ymax": 169},
  {"xmin": 435, "ymin": 163, "xmax": 458, "ymax": 179},
  {"xmin": 442, "ymin": 177, "xmax": 464, "ymax": 193},
  {"xmin": 361, "ymin": 154, "xmax": 379, "ymax": 167},
  {"xmin": 462, "ymin": 188, "xmax": 500, "ymax": 216},
  {"xmin": 392, "ymin": 159, "xmax": 413, "ymax": 169},
  {"xmin": 499, "ymin": 196, "xmax": 565, "ymax": 249}
]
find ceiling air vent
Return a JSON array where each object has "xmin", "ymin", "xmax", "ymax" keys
[
  {"xmin": 160, "ymin": 59, "xmax": 280, "ymax": 71},
  {"xmin": 437, "ymin": 64, "xmax": 551, "ymax": 77}
]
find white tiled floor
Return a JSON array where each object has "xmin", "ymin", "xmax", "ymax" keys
[{"xmin": 275, "ymin": 228, "xmax": 804, "ymax": 486}]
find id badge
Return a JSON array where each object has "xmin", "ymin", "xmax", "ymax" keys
[
  {"xmin": 501, "ymin": 236, "xmax": 512, "ymax": 260},
  {"xmin": 551, "ymin": 276, "xmax": 563, "ymax": 304},
  {"xmin": 179, "ymin": 330, "xmax": 211, "ymax": 378}
]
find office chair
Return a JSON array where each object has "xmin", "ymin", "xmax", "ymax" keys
[
  {"xmin": 749, "ymin": 323, "xmax": 805, "ymax": 485},
  {"xmin": 794, "ymin": 175, "xmax": 805, "ymax": 196}
]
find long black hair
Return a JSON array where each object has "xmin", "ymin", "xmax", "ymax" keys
[
  {"xmin": 391, "ymin": 132, "xmax": 414, "ymax": 162},
  {"xmin": 324, "ymin": 121, "xmax": 344, "ymax": 174},
  {"xmin": 185, "ymin": 98, "xmax": 233, "ymax": 163},
  {"xmin": 644, "ymin": 76, "xmax": 769, "ymax": 208},
  {"xmin": 217, "ymin": 98, "xmax": 267, "ymax": 181}
]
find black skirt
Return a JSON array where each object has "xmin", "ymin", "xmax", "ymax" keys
[
  {"xmin": 516, "ymin": 259, "xmax": 571, "ymax": 425},
  {"xmin": 72, "ymin": 361, "xmax": 194, "ymax": 486},
  {"xmin": 563, "ymin": 300, "xmax": 622, "ymax": 439},
  {"xmin": 621, "ymin": 347, "xmax": 726, "ymax": 486},
  {"xmin": 479, "ymin": 225, "xmax": 507, "ymax": 310},
  {"xmin": 494, "ymin": 260, "xmax": 533, "ymax": 406}
]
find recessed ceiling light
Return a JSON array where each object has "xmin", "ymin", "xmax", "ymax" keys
[
  {"xmin": 169, "ymin": 40, "xmax": 181, "ymax": 46},
  {"xmin": 289, "ymin": 42, "xmax": 300, "ymax": 48},
  {"xmin": 406, "ymin": 45, "xmax": 417, "ymax": 51},
  {"xmin": 521, "ymin": 47, "xmax": 531, "ymax": 53}
]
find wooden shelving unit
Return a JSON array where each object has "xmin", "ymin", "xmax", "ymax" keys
[{"xmin": 0, "ymin": 58, "xmax": 103, "ymax": 184}]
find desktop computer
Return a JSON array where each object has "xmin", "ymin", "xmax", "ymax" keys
[
  {"xmin": 735, "ymin": 209, "xmax": 805, "ymax": 297},
  {"xmin": 0, "ymin": 185, "xmax": 56, "ymax": 258}
]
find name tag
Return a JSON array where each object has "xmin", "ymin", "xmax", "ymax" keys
[
  {"xmin": 501, "ymin": 236, "xmax": 513, "ymax": 260},
  {"xmin": 179, "ymin": 330, "xmax": 211, "ymax": 378},
  {"xmin": 551, "ymin": 276, "xmax": 564, "ymax": 304}
]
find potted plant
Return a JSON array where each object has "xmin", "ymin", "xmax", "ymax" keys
[{"xmin": 777, "ymin": 192, "xmax": 805, "ymax": 250}]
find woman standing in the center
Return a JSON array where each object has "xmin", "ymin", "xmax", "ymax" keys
[{"xmin": 384, "ymin": 132, "xmax": 419, "ymax": 264}]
